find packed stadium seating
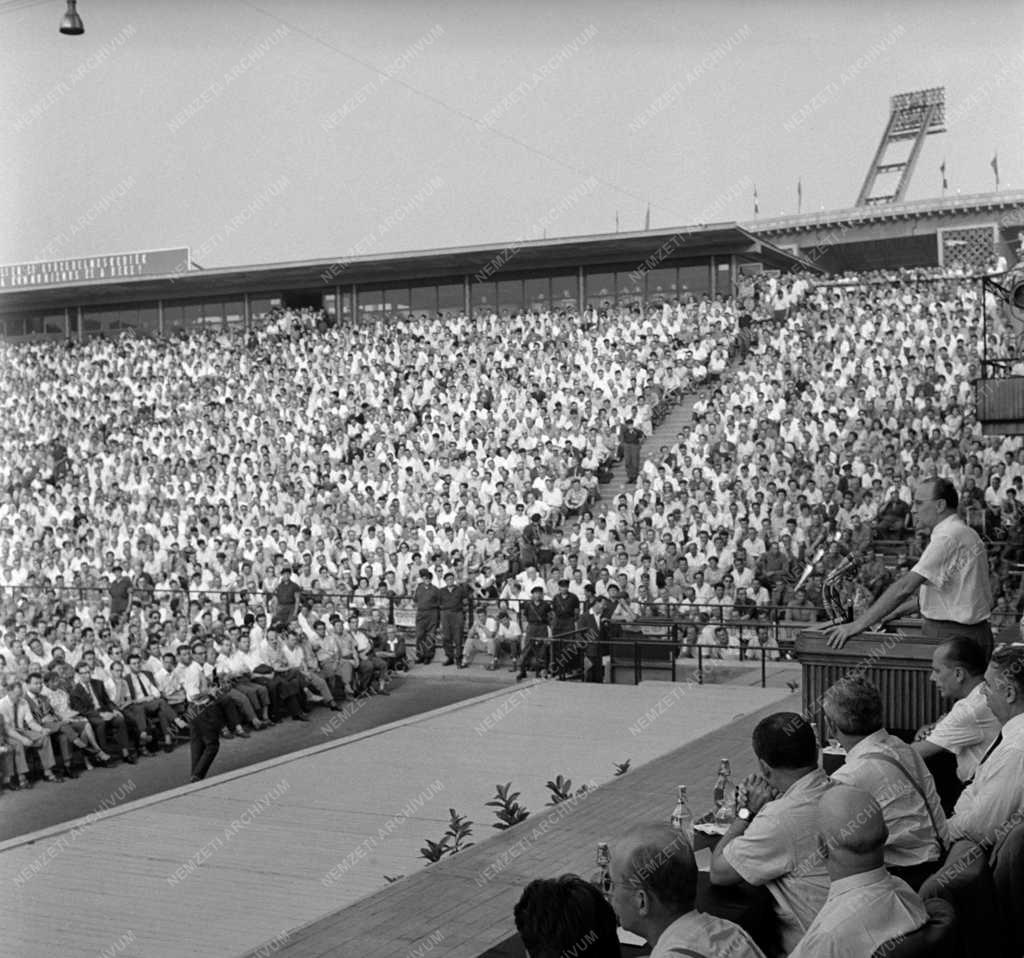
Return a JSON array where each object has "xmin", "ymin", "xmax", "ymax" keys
[{"xmin": 2, "ymin": 263, "xmax": 1024, "ymax": 790}]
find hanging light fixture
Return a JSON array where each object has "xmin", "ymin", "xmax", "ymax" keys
[{"xmin": 59, "ymin": 0, "xmax": 84, "ymax": 36}]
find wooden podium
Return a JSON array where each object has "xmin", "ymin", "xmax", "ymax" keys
[{"xmin": 796, "ymin": 622, "xmax": 944, "ymax": 743}]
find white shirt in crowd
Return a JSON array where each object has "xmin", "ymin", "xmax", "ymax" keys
[{"xmin": 925, "ymin": 682, "xmax": 1001, "ymax": 782}]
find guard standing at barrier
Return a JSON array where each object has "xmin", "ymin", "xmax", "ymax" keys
[
  {"xmin": 825, "ymin": 477, "xmax": 993, "ymax": 657},
  {"xmin": 438, "ymin": 572, "xmax": 469, "ymax": 666},
  {"xmin": 517, "ymin": 586, "xmax": 552, "ymax": 681},
  {"xmin": 551, "ymin": 579, "xmax": 581, "ymax": 677},
  {"xmin": 412, "ymin": 569, "xmax": 441, "ymax": 664}
]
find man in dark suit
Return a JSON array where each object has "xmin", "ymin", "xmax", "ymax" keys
[
  {"xmin": 619, "ymin": 419, "xmax": 644, "ymax": 484},
  {"xmin": 69, "ymin": 661, "xmax": 137, "ymax": 763},
  {"xmin": 124, "ymin": 652, "xmax": 177, "ymax": 752},
  {"xmin": 517, "ymin": 586, "xmax": 552, "ymax": 681},
  {"xmin": 271, "ymin": 566, "xmax": 302, "ymax": 628},
  {"xmin": 438, "ymin": 572, "xmax": 469, "ymax": 666},
  {"xmin": 24, "ymin": 671, "xmax": 78, "ymax": 777},
  {"xmin": 412, "ymin": 568, "xmax": 441, "ymax": 663},
  {"xmin": 550, "ymin": 579, "xmax": 581, "ymax": 678},
  {"xmin": 108, "ymin": 565, "xmax": 132, "ymax": 628}
]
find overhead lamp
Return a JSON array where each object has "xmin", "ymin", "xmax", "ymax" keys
[{"xmin": 60, "ymin": 0, "xmax": 84, "ymax": 36}]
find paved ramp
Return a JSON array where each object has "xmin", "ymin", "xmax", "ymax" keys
[{"xmin": 0, "ymin": 680, "xmax": 792, "ymax": 958}]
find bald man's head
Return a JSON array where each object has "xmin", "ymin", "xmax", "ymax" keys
[
  {"xmin": 611, "ymin": 823, "xmax": 698, "ymax": 914},
  {"xmin": 820, "ymin": 785, "xmax": 888, "ymax": 866}
]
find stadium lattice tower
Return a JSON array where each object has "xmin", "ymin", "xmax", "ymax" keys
[{"xmin": 856, "ymin": 87, "xmax": 946, "ymax": 207}]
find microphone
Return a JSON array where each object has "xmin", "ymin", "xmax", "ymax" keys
[
  {"xmin": 793, "ymin": 530, "xmax": 841, "ymax": 593},
  {"xmin": 825, "ymin": 550, "xmax": 863, "ymax": 585}
]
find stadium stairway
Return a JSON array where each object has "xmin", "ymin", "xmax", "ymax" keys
[{"xmin": 600, "ymin": 391, "xmax": 701, "ymax": 507}]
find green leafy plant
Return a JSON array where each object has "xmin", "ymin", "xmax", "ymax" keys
[
  {"xmin": 613, "ymin": 759, "xmax": 631, "ymax": 776},
  {"xmin": 487, "ymin": 781, "xmax": 531, "ymax": 830}
]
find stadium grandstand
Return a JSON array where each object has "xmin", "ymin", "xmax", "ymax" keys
[{"xmin": 2, "ymin": 6, "xmax": 1024, "ymax": 958}]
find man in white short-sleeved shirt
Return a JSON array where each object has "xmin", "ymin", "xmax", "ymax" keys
[
  {"xmin": 914, "ymin": 637, "xmax": 1000, "ymax": 783},
  {"xmin": 711, "ymin": 712, "xmax": 830, "ymax": 955},
  {"xmin": 948, "ymin": 644, "xmax": 1024, "ymax": 846},
  {"xmin": 825, "ymin": 478, "xmax": 992, "ymax": 655}
]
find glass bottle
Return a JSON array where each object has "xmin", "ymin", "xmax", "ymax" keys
[
  {"xmin": 713, "ymin": 759, "xmax": 735, "ymax": 824},
  {"xmin": 671, "ymin": 785, "xmax": 694, "ymax": 845}
]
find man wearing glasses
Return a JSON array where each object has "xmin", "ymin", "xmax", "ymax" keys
[
  {"xmin": 603, "ymin": 823, "xmax": 764, "ymax": 958},
  {"xmin": 947, "ymin": 643, "xmax": 1024, "ymax": 847},
  {"xmin": 825, "ymin": 478, "xmax": 992, "ymax": 656}
]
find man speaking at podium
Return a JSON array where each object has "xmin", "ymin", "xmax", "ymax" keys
[{"xmin": 825, "ymin": 478, "xmax": 993, "ymax": 656}]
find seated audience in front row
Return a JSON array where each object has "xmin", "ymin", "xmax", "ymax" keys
[
  {"xmin": 789, "ymin": 785, "xmax": 928, "ymax": 958},
  {"xmin": 514, "ymin": 873, "xmax": 622, "ymax": 958},
  {"xmin": 0, "ymin": 679, "xmax": 64, "ymax": 786},
  {"xmin": 710, "ymin": 712, "xmax": 830, "ymax": 956},
  {"xmin": 913, "ymin": 636, "xmax": 1000, "ymax": 808},
  {"xmin": 69, "ymin": 660, "xmax": 137, "ymax": 764},
  {"xmin": 606, "ymin": 822, "xmax": 763, "ymax": 957},
  {"xmin": 823, "ymin": 676, "xmax": 948, "ymax": 890},
  {"xmin": 948, "ymin": 642, "xmax": 1024, "ymax": 846}
]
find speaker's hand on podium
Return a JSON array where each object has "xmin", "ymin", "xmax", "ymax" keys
[{"xmin": 823, "ymin": 620, "xmax": 863, "ymax": 649}]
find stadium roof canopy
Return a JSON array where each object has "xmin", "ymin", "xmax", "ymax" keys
[
  {"xmin": 745, "ymin": 189, "xmax": 1024, "ymax": 236},
  {"xmin": 0, "ymin": 222, "xmax": 814, "ymax": 312}
]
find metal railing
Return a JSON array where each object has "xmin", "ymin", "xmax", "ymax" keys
[
  {"xmin": 534, "ymin": 627, "xmax": 779, "ymax": 688},
  {"xmin": 0, "ymin": 581, "xmax": 825, "ymax": 631}
]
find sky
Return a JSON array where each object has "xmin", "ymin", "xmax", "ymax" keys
[{"xmin": 0, "ymin": 0, "xmax": 1021, "ymax": 270}]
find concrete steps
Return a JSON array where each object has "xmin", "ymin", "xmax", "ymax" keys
[{"xmin": 599, "ymin": 392, "xmax": 701, "ymax": 507}]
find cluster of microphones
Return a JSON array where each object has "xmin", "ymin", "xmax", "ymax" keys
[{"xmin": 791, "ymin": 486, "xmax": 897, "ymax": 593}]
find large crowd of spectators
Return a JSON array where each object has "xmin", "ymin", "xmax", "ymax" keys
[
  {"xmin": 5, "ymin": 253, "xmax": 1024, "ymax": 788},
  {"xmin": 0, "ymin": 295, "xmax": 735, "ymax": 785}
]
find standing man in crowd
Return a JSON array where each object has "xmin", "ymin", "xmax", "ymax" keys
[
  {"xmin": 108, "ymin": 565, "xmax": 132, "ymax": 628},
  {"xmin": 620, "ymin": 419, "xmax": 644, "ymax": 485},
  {"xmin": 517, "ymin": 586, "xmax": 552, "ymax": 681},
  {"xmin": 438, "ymin": 571, "xmax": 468, "ymax": 667},
  {"xmin": 521, "ymin": 514, "xmax": 544, "ymax": 572},
  {"xmin": 550, "ymin": 578, "xmax": 581, "ymax": 677},
  {"xmin": 180, "ymin": 641, "xmax": 242, "ymax": 779},
  {"xmin": 412, "ymin": 568, "xmax": 440, "ymax": 664},
  {"xmin": 271, "ymin": 566, "xmax": 303, "ymax": 630},
  {"xmin": 825, "ymin": 478, "xmax": 993, "ymax": 656}
]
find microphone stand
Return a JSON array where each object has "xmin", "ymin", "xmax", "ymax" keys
[{"xmin": 820, "ymin": 485, "xmax": 897, "ymax": 624}]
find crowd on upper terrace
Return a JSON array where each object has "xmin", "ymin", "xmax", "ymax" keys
[{"xmin": 2, "ymin": 257, "xmax": 1024, "ymax": 695}]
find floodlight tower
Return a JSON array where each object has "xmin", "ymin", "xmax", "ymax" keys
[{"xmin": 856, "ymin": 87, "xmax": 945, "ymax": 207}]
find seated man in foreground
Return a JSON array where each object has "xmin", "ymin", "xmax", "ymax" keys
[
  {"xmin": 912, "ymin": 636, "xmax": 1000, "ymax": 806},
  {"xmin": 823, "ymin": 676, "xmax": 947, "ymax": 889},
  {"xmin": 947, "ymin": 642, "xmax": 1024, "ymax": 847},
  {"xmin": 790, "ymin": 785, "xmax": 928, "ymax": 957},
  {"xmin": 514, "ymin": 873, "xmax": 621, "ymax": 958},
  {"xmin": 710, "ymin": 712, "xmax": 830, "ymax": 956},
  {"xmin": 606, "ymin": 822, "xmax": 763, "ymax": 957}
]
